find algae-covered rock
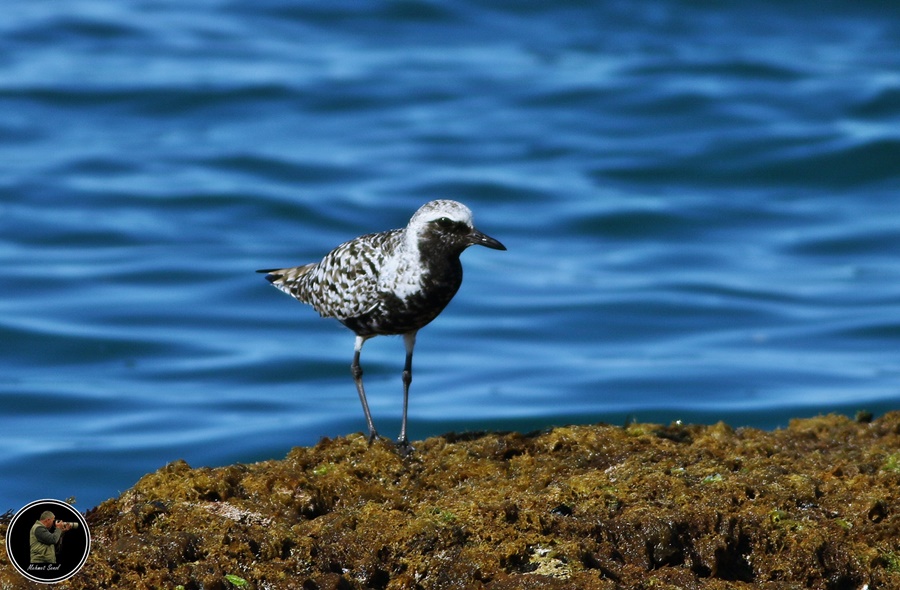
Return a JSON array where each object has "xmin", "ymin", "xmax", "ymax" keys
[{"xmin": 3, "ymin": 412, "xmax": 900, "ymax": 589}]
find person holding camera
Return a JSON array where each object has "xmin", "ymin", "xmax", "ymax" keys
[{"xmin": 29, "ymin": 511, "xmax": 78, "ymax": 564}]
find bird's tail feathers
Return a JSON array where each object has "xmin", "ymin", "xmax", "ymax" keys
[{"xmin": 257, "ymin": 263, "xmax": 316, "ymax": 290}]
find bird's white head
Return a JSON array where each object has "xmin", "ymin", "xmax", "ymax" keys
[
  {"xmin": 409, "ymin": 199, "xmax": 474, "ymax": 229},
  {"xmin": 406, "ymin": 200, "xmax": 506, "ymax": 253}
]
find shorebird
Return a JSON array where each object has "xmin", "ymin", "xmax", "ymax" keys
[{"xmin": 258, "ymin": 200, "xmax": 506, "ymax": 448}]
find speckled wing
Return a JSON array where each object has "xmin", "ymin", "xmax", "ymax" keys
[{"xmin": 261, "ymin": 230, "xmax": 402, "ymax": 321}]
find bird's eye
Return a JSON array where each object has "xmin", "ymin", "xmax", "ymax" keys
[{"xmin": 435, "ymin": 217, "xmax": 455, "ymax": 229}]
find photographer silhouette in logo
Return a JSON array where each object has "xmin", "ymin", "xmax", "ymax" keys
[
  {"xmin": 8, "ymin": 499, "xmax": 91, "ymax": 583},
  {"xmin": 29, "ymin": 510, "xmax": 79, "ymax": 565}
]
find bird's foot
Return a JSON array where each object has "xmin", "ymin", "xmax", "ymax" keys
[{"xmin": 395, "ymin": 437, "xmax": 416, "ymax": 456}]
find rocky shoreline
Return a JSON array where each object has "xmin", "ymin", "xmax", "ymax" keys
[{"xmin": 3, "ymin": 412, "xmax": 900, "ymax": 589}]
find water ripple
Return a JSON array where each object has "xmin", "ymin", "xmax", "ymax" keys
[{"xmin": 2, "ymin": 0, "xmax": 899, "ymax": 511}]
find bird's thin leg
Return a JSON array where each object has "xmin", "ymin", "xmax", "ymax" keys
[
  {"xmin": 351, "ymin": 335, "xmax": 378, "ymax": 442},
  {"xmin": 398, "ymin": 331, "xmax": 417, "ymax": 449}
]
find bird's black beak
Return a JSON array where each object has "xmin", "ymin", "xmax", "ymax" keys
[{"xmin": 469, "ymin": 228, "xmax": 506, "ymax": 251}]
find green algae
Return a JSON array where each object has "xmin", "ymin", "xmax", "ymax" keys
[{"xmin": 3, "ymin": 412, "xmax": 900, "ymax": 589}]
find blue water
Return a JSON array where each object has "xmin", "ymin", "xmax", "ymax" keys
[{"xmin": 2, "ymin": 0, "xmax": 899, "ymax": 511}]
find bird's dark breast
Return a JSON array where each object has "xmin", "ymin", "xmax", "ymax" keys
[{"xmin": 341, "ymin": 258, "xmax": 463, "ymax": 337}]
